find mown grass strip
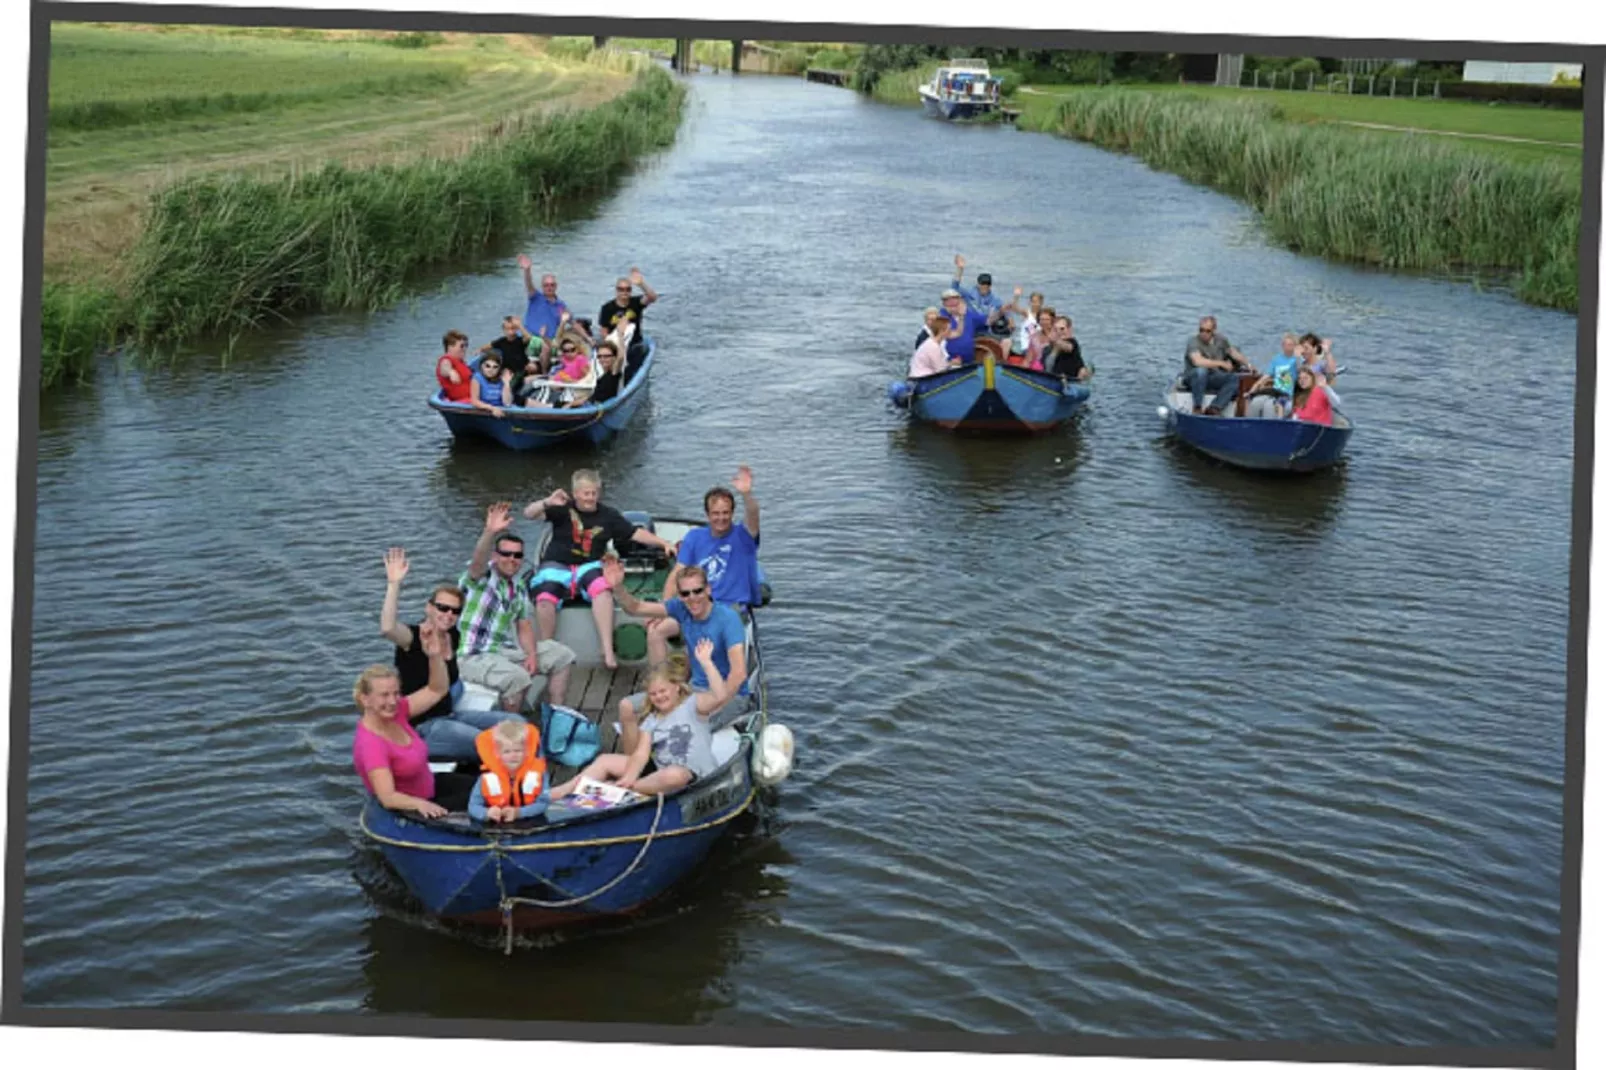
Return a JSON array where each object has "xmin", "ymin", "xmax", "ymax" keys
[
  {"xmin": 69, "ymin": 67, "xmax": 684, "ymax": 373},
  {"xmin": 50, "ymin": 69, "xmax": 468, "ymax": 132},
  {"xmin": 1018, "ymin": 89, "xmax": 1580, "ymax": 311}
]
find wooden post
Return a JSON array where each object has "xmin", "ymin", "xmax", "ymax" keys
[
  {"xmin": 730, "ymin": 40, "xmax": 742, "ymax": 74},
  {"xmin": 1307, "ymin": 71, "xmax": 1314, "ymax": 91},
  {"xmin": 1347, "ymin": 73, "xmax": 1354, "ymax": 93},
  {"xmin": 1412, "ymin": 77, "xmax": 1418, "ymax": 98},
  {"xmin": 1253, "ymin": 69, "xmax": 1260, "ymax": 89},
  {"xmin": 1390, "ymin": 75, "xmax": 1397, "ymax": 97},
  {"xmin": 593, "ymin": 36, "xmax": 608, "ymax": 50}
]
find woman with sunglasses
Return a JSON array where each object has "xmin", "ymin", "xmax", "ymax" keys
[
  {"xmin": 379, "ymin": 546, "xmax": 510, "ymax": 761},
  {"xmin": 469, "ymin": 351, "xmax": 513, "ymax": 418}
]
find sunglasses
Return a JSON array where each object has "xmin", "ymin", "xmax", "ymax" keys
[
  {"xmin": 678, "ymin": 585, "xmax": 707, "ymax": 598},
  {"xmin": 616, "ymin": 287, "xmax": 631, "ymax": 293},
  {"xmin": 495, "ymin": 549, "xmax": 524, "ymax": 560},
  {"xmin": 430, "ymin": 600, "xmax": 463, "ymax": 615}
]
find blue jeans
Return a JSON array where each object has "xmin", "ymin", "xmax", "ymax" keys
[
  {"xmin": 1187, "ymin": 366, "xmax": 1240, "ymax": 414},
  {"xmin": 415, "ymin": 708, "xmax": 516, "ymax": 762}
]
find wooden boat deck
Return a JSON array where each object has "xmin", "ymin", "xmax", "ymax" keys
[{"xmin": 565, "ymin": 661, "xmax": 650, "ymax": 756}]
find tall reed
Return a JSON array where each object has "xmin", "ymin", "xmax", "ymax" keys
[
  {"xmin": 1025, "ymin": 90, "xmax": 1580, "ymax": 311},
  {"xmin": 112, "ymin": 67, "xmax": 685, "ymax": 356},
  {"xmin": 40, "ymin": 282, "xmax": 126, "ymax": 386}
]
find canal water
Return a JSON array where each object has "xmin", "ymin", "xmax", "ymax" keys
[{"xmin": 22, "ymin": 70, "xmax": 1576, "ymax": 1047}]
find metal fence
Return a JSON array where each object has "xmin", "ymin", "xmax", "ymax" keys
[{"xmin": 1239, "ymin": 68, "xmax": 1443, "ymax": 98}]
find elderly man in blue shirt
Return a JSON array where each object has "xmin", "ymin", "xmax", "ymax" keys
[
  {"xmin": 517, "ymin": 253, "xmax": 571, "ymax": 349},
  {"xmin": 951, "ymin": 254, "xmax": 1014, "ymax": 337}
]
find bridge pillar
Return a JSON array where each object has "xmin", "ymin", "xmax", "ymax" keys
[
  {"xmin": 673, "ymin": 39, "xmax": 695, "ymax": 73},
  {"xmin": 593, "ymin": 36, "xmax": 608, "ymax": 50},
  {"xmin": 731, "ymin": 40, "xmax": 742, "ymax": 74}
]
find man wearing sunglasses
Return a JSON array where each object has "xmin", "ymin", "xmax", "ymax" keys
[
  {"xmin": 1182, "ymin": 314, "xmax": 1256, "ymax": 416},
  {"xmin": 379, "ymin": 546, "xmax": 511, "ymax": 761},
  {"xmin": 597, "ymin": 267, "xmax": 656, "ymax": 380},
  {"xmin": 603, "ymin": 560, "xmax": 749, "ymax": 723},
  {"xmin": 458, "ymin": 501, "xmax": 576, "ymax": 714}
]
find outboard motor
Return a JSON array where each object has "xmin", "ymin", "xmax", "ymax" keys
[{"xmin": 886, "ymin": 380, "xmax": 912, "ymax": 409}]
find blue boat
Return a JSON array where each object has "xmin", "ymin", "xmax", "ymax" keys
[
  {"xmin": 1159, "ymin": 374, "xmax": 1354, "ymax": 472},
  {"xmin": 429, "ymin": 336, "xmax": 656, "ymax": 451},
  {"xmin": 918, "ymin": 60, "xmax": 1003, "ymax": 121},
  {"xmin": 358, "ymin": 516, "xmax": 787, "ymax": 940},
  {"xmin": 889, "ymin": 343, "xmax": 1091, "ymax": 433}
]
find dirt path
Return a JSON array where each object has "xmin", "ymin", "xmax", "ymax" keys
[{"xmin": 44, "ymin": 43, "xmax": 633, "ymax": 285}]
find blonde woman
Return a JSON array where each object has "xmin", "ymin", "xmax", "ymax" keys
[
  {"xmin": 551, "ymin": 639, "xmax": 732, "ymax": 798},
  {"xmin": 351, "ymin": 625, "xmax": 453, "ymax": 818}
]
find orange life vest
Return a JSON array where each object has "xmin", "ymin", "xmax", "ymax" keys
[{"xmin": 475, "ymin": 724, "xmax": 547, "ymax": 808}]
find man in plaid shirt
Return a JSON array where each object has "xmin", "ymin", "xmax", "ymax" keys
[{"xmin": 458, "ymin": 501, "xmax": 575, "ymax": 713}]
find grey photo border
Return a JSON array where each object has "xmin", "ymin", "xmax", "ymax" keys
[{"xmin": 3, "ymin": 3, "xmax": 1600, "ymax": 1069}]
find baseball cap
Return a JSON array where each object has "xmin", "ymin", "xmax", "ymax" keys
[
  {"xmin": 976, "ymin": 273, "xmax": 993, "ymax": 285},
  {"xmin": 940, "ymin": 288, "xmax": 962, "ymax": 299}
]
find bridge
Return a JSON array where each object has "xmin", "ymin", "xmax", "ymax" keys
[{"xmin": 591, "ymin": 38, "xmax": 778, "ymax": 74}]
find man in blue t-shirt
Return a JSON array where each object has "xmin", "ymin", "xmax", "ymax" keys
[
  {"xmin": 517, "ymin": 253, "xmax": 570, "ymax": 344},
  {"xmin": 665, "ymin": 466, "xmax": 762, "ymax": 610},
  {"xmin": 951, "ymin": 253, "xmax": 1013, "ymax": 338},
  {"xmin": 940, "ymin": 289, "xmax": 999, "ymax": 364},
  {"xmin": 602, "ymin": 560, "xmax": 750, "ymax": 720}
]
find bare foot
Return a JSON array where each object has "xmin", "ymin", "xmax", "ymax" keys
[{"xmin": 603, "ymin": 651, "xmax": 619, "ymax": 670}]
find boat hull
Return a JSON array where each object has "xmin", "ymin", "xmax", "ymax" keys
[
  {"xmin": 1161, "ymin": 391, "xmax": 1353, "ymax": 472},
  {"xmin": 429, "ymin": 338, "xmax": 656, "ymax": 451},
  {"xmin": 905, "ymin": 354, "xmax": 1088, "ymax": 433},
  {"xmin": 361, "ymin": 737, "xmax": 755, "ymax": 929},
  {"xmin": 919, "ymin": 89, "xmax": 995, "ymax": 121}
]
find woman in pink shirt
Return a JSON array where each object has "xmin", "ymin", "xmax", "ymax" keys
[
  {"xmin": 352, "ymin": 624, "xmax": 454, "ymax": 819},
  {"xmin": 1291, "ymin": 365, "xmax": 1334, "ymax": 426},
  {"xmin": 909, "ymin": 315, "xmax": 957, "ymax": 378}
]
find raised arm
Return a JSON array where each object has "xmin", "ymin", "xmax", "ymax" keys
[
  {"xmin": 629, "ymin": 525, "xmax": 677, "ymax": 555},
  {"xmin": 403, "ymin": 624, "xmax": 451, "ymax": 716},
  {"xmin": 518, "ymin": 252, "xmax": 536, "ymax": 298},
  {"xmin": 630, "ymin": 267, "xmax": 658, "ymax": 307},
  {"xmin": 469, "ymin": 501, "xmax": 514, "ymax": 580},
  {"xmin": 522, "ymin": 488, "xmax": 570, "ymax": 520},
  {"xmin": 661, "ymin": 561, "xmax": 685, "ymax": 602},
  {"xmin": 436, "ymin": 357, "xmax": 464, "ymax": 385},
  {"xmin": 380, "ymin": 547, "xmax": 414, "ymax": 648},
  {"xmin": 732, "ymin": 465, "xmax": 760, "ymax": 538},
  {"xmin": 602, "ymin": 557, "xmax": 668, "ymax": 620},
  {"xmin": 690, "ymin": 639, "xmax": 735, "ymax": 718}
]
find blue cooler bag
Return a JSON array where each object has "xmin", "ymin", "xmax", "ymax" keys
[{"xmin": 540, "ymin": 702, "xmax": 600, "ymax": 767}]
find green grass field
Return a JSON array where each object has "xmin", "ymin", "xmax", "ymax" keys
[
  {"xmin": 1016, "ymin": 83, "xmax": 1584, "ymax": 169},
  {"xmin": 41, "ymin": 22, "xmax": 659, "ymax": 386},
  {"xmin": 44, "ymin": 24, "xmax": 639, "ymax": 286}
]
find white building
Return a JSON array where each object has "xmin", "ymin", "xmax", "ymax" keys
[{"xmin": 1461, "ymin": 61, "xmax": 1583, "ymax": 84}]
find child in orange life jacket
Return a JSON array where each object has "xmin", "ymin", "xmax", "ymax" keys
[{"xmin": 468, "ymin": 718, "xmax": 549, "ymax": 823}]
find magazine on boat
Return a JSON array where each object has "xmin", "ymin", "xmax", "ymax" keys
[{"xmin": 558, "ymin": 776, "xmax": 649, "ymax": 811}]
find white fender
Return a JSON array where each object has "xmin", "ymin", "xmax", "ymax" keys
[{"xmin": 752, "ymin": 724, "xmax": 794, "ymax": 787}]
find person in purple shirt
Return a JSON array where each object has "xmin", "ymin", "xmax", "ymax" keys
[
  {"xmin": 939, "ymin": 289, "xmax": 998, "ymax": 364},
  {"xmin": 518, "ymin": 253, "xmax": 570, "ymax": 344}
]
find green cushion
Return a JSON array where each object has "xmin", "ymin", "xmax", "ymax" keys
[{"xmin": 614, "ymin": 622, "xmax": 648, "ymax": 662}]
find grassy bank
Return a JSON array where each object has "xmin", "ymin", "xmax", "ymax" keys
[
  {"xmin": 122, "ymin": 66, "xmax": 685, "ymax": 349},
  {"xmin": 1015, "ymin": 84, "xmax": 1584, "ymax": 170},
  {"xmin": 1015, "ymin": 89, "xmax": 1581, "ymax": 311},
  {"xmin": 42, "ymin": 24, "xmax": 666, "ymax": 386}
]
